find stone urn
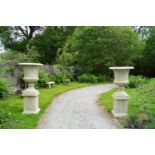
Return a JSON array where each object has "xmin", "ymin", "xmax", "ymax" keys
[
  {"xmin": 109, "ymin": 66, "xmax": 134, "ymax": 118},
  {"xmin": 19, "ymin": 63, "xmax": 43, "ymax": 114}
]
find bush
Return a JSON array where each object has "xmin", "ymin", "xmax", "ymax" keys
[
  {"xmin": 53, "ymin": 73, "xmax": 67, "ymax": 83},
  {"xmin": 78, "ymin": 74, "xmax": 98, "ymax": 83},
  {"xmin": 48, "ymin": 71, "xmax": 74, "ymax": 84},
  {"xmin": 48, "ymin": 74, "xmax": 56, "ymax": 82},
  {"xmin": 1, "ymin": 50, "xmax": 30, "ymax": 63},
  {"xmin": 128, "ymin": 75, "xmax": 148, "ymax": 88},
  {"xmin": 37, "ymin": 71, "xmax": 49, "ymax": 87},
  {"xmin": 0, "ymin": 78, "xmax": 10, "ymax": 99},
  {"xmin": 97, "ymin": 74, "xmax": 109, "ymax": 83}
]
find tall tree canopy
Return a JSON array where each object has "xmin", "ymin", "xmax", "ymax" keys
[
  {"xmin": 0, "ymin": 26, "xmax": 43, "ymax": 52},
  {"xmin": 67, "ymin": 26, "xmax": 142, "ymax": 75},
  {"xmin": 137, "ymin": 27, "xmax": 155, "ymax": 77},
  {"xmin": 32, "ymin": 26, "xmax": 75, "ymax": 64}
]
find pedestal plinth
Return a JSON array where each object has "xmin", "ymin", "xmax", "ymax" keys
[
  {"xmin": 112, "ymin": 87, "xmax": 129, "ymax": 118},
  {"xmin": 22, "ymin": 84, "xmax": 40, "ymax": 114}
]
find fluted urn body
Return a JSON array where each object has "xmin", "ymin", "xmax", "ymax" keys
[
  {"xmin": 109, "ymin": 67, "xmax": 134, "ymax": 118},
  {"xmin": 19, "ymin": 63, "xmax": 43, "ymax": 114}
]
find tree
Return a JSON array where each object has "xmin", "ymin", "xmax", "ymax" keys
[
  {"xmin": 32, "ymin": 26, "xmax": 75, "ymax": 64},
  {"xmin": 131, "ymin": 26, "xmax": 150, "ymax": 39},
  {"xmin": 67, "ymin": 26, "xmax": 142, "ymax": 75},
  {"xmin": 137, "ymin": 27, "xmax": 155, "ymax": 77},
  {"xmin": 0, "ymin": 26, "xmax": 43, "ymax": 52}
]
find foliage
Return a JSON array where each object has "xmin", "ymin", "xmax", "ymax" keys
[
  {"xmin": 128, "ymin": 75, "xmax": 148, "ymax": 88},
  {"xmin": 26, "ymin": 46, "xmax": 41, "ymax": 62},
  {"xmin": 37, "ymin": 69, "xmax": 74, "ymax": 87},
  {"xmin": 67, "ymin": 26, "xmax": 142, "ymax": 75},
  {"xmin": 0, "ymin": 26, "xmax": 43, "ymax": 52},
  {"xmin": 32, "ymin": 27, "xmax": 75, "ymax": 64},
  {"xmin": 0, "ymin": 78, "xmax": 10, "ymax": 99},
  {"xmin": 56, "ymin": 50, "xmax": 75, "ymax": 67},
  {"xmin": 48, "ymin": 74, "xmax": 56, "ymax": 82},
  {"xmin": 0, "ymin": 82, "xmax": 90, "ymax": 128},
  {"xmin": 52, "ymin": 72, "xmax": 74, "ymax": 84},
  {"xmin": 97, "ymin": 74, "xmax": 110, "ymax": 83},
  {"xmin": 99, "ymin": 78, "xmax": 155, "ymax": 129},
  {"xmin": 78, "ymin": 74, "xmax": 98, "ymax": 83},
  {"xmin": 136, "ymin": 27, "xmax": 155, "ymax": 77},
  {"xmin": 37, "ymin": 70, "xmax": 49, "ymax": 87},
  {"xmin": 1, "ymin": 50, "xmax": 33, "ymax": 63}
]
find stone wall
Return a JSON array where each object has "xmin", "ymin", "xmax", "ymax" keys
[
  {"xmin": 0, "ymin": 60, "xmax": 23, "ymax": 94},
  {"xmin": 0, "ymin": 61, "xmax": 60, "ymax": 94}
]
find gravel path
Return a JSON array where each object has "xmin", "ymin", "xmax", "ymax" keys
[{"xmin": 38, "ymin": 84, "xmax": 119, "ymax": 129}]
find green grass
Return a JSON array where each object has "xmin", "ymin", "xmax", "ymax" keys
[
  {"xmin": 0, "ymin": 82, "xmax": 91, "ymax": 129},
  {"xmin": 99, "ymin": 78, "xmax": 155, "ymax": 129}
]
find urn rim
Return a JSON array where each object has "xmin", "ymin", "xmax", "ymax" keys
[
  {"xmin": 19, "ymin": 63, "xmax": 43, "ymax": 66},
  {"xmin": 109, "ymin": 66, "xmax": 134, "ymax": 70}
]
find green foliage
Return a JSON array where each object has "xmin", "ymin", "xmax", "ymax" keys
[
  {"xmin": 1, "ymin": 50, "xmax": 32, "ymax": 63},
  {"xmin": 0, "ymin": 78, "xmax": 10, "ymax": 99},
  {"xmin": 128, "ymin": 75, "xmax": 148, "ymax": 88},
  {"xmin": 37, "ymin": 71, "xmax": 49, "ymax": 87},
  {"xmin": 0, "ymin": 26, "xmax": 42, "ymax": 52},
  {"xmin": 32, "ymin": 27, "xmax": 69, "ymax": 64},
  {"xmin": 0, "ymin": 109, "xmax": 12, "ymax": 128},
  {"xmin": 38, "ymin": 69, "xmax": 74, "ymax": 87},
  {"xmin": 99, "ymin": 78, "xmax": 155, "ymax": 129},
  {"xmin": 97, "ymin": 74, "xmax": 109, "ymax": 83},
  {"xmin": 136, "ymin": 27, "xmax": 155, "ymax": 77},
  {"xmin": 27, "ymin": 46, "xmax": 41, "ymax": 62},
  {"xmin": 56, "ymin": 50, "xmax": 75, "ymax": 67},
  {"xmin": 67, "ymin": 26, "xmax": 142, "ymax": 75},
  {"xmin": 0, "ymin": 82, "xmax": 90, "ymax": 128},
  {"xmin": 52, "ymin": 73, "xmax": 66, "ymax": 83},
  {"xmin": 48, "ymin": 74, "xmax": 56, "ymax": 82},
  {"xmin": 78, "ymin": 74, "xmax": 98, "ymax": 83}
]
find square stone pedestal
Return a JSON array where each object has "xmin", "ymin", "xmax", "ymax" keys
[
  {"xmin": 112, "ymin": 93, "xmax": 129, "ymax": 118},
  {"xmin": 22, "ymin": 89, "xmax": 40, "ymax": 114}
]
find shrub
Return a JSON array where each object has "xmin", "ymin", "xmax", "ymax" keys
[
  {"xmin": 128, "ymin": 75, "xmax": 148, "ymax": 88},
  {"xmin": 0, "ymin": 78, "xmax": 10, "ymax": 99},
  {"xmin": 1, "ymin": 50, "xmax": 30, "ymax": 63},
  {"xmin": 64, "ymin": 71, "xmax": 74, "ymax": 81},
  {"xmin": 53, "ymin": 73, "xmax": 67, "ymax": 83},
  {"xmin": 97, "ymin": 74, "xmax": 109, "ymax": 83},
  {"xmin": 0, "ymin": 110, "xmax": 11, "ymax": 128},
  {"xmin": 48, "ymin": 74, "xmax": 56, "ymax": 82},
  {"xmin": 78, "ymin": 74, "xmax": 98, "ymax": 83},
  {"xmin": 37, "ymin": 71, "xmax": 49, "ymax": 87},
  {"xmin": 48, "ymin": 71, "xmax": 74, "ymax": 84}
]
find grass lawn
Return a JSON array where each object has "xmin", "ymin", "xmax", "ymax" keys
[
  {"xmin": 99, "ymin": 79, "xmax": 155, "ymax": 129},
  {"xmin": 0, "ymin": 82, "xmax": 91, "ymax": 129}
]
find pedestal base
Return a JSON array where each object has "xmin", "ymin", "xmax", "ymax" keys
[
  {"xmin": 22, "ymin": 108, "xmax": 40, "ymax": 114},
  {"xmin": 22, "ymin": 88, "xmax": 40, "ymax": 114},
  {"xmin": 111, "ymin": 110, "xmax": 127, "ymax": 118},
  {"xmin": 112, "ymin": 93, "xmax": 129, "ymax": 118}
]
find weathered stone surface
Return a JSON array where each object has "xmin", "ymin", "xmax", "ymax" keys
[
  {"xmin": 110, "ymin": 66, "xmax": 134, "ymax": 118},
  {"xmin": 19, "ymin": 63, "xmax": 43, "ymax": 114}
]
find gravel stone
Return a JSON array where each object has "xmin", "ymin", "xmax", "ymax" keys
[{"xmin": 38, "ymin": 84, "xmax": 119, "ymax": 129}]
